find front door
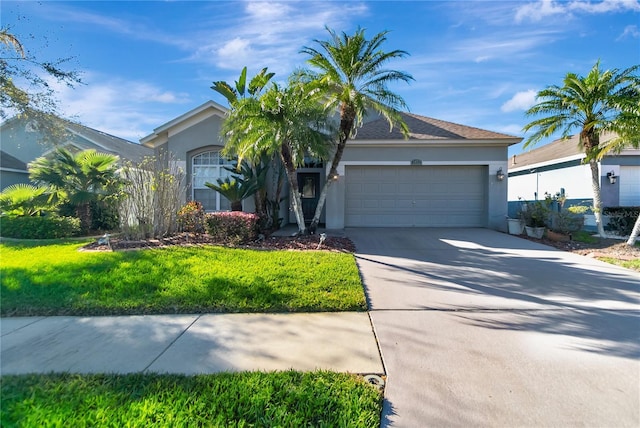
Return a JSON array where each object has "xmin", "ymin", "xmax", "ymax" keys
[{"xmin": 298, "ymin": 172, "xmax": 320, "ymax": 223}]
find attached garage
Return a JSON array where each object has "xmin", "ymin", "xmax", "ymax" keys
[{"xmin": 345, "ymin": 165, "xmax": 487, "ymax": 227}]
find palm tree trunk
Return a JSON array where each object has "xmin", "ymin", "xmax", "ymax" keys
[
  {"xmin": 627, "ymin": 214, "xmax": 640, "ymax": 246},
  {"xmin": 588, "ymin": 159, "xmax": 607, "ymax": 238},
  {"xmin": 280, "ymin": 144, "xmax": 307, "ymax": 235},
  {"xmin": 76, "ymin": 202, "xmax": 92, "ymax": 233},
  {"xmin": 309, "ymin": 108, "xmax": 355, "ymax": 230}
]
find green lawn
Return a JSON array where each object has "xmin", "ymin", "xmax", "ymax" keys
[
  {"xmin": 0, "ymin": 240, "xmax": 366, "ymax": 316},
  {"xmin": 597, "ymin": 257, "xmax": 640, "ymax": 272},
  {"xmin": 1, "ymin": 371, "xmax": 382, "ymax": 427}
]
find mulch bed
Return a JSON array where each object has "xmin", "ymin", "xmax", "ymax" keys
[
  {"xmin": 519, "ymin": 235, "xmax": 640, "ymax": 261},
  {"xmin": 81, "ymin": 232, "xmax": 356, "ymax": 253}
]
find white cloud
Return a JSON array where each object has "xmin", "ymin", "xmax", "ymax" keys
[
  {"xmin": 617, "ymin": 24, "xmax": 640, "ymax": 39},
  {"xmin": 215, "ymin": 38, "xmax": 255, "ymax": 70},
  {"xmin": 497, "ymin": 124, "xmax": 525, "ymax": 136},
  {"xmin": 501, "ymin": 90, "xmax": 538, "ymax": 112},
  {"xmin": 515, "ymin": 0, "xmax": 640, "ymax": 23},
  {"xmin": 190, "ymin": 1, "xmax": 369, "ymax": 73},
  {"xmin": 49, "ymin": 72, "xmax": 190, "ymax": 141}
]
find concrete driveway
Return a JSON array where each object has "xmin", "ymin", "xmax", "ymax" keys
[{"xmin": 347, "ymin": 228, "xmax": 640, "ymax": 427}]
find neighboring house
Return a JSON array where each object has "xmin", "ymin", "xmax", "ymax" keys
[
  {"xmin": 0, "ymin": 116, "xmax": 153, "ymax": 190},
  {"xmin": 508, "ymin": 134, "xmax": 640, "ymax": 218},
  {"xmin": 0, "ymin": 150, "xmax": 29, "ymax": 189},
  {"xmin": 141, "ymin": 100, "xmax": 521, "ymax": 230}
]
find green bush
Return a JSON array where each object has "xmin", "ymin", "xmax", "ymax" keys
[
  {"xmin": 177, "ymin": 201, "xmax": 206, "ymax": 233},
  {"xmin": 550, "ymin": 211, "xmax": 584, "ymax": 234},
  {"xmin": 604, "ymin": 206, "xmax": 640, "ymax": 235},
  {"xmin": 58, "ymin": 200, "xmax": 120, "ymax": 232},
  {"xmin": 0, "ymin": 215, "xmax": 81, "ymax": 239},
  {"xmin": 519, "ymin": 201, "xmax": 550, "ymax": 227},
  {"xmin": 206, "ymin": 212, "xmax": 259, "ymax": 245}
]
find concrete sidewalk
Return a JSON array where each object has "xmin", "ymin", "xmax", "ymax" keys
[{"xmin": 0, "ymin": 313, "xmax": 384, "ymax": 375}]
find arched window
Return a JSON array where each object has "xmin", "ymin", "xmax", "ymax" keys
[{"xmin": 192, "ymin": 150, "xmax": 233, "ymax": 211}]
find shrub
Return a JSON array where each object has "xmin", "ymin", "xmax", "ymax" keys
[
  {"xmin": 519, "ymin": 201, "xmax": 550, "ymax": 228},
  {"xmin": 205, "ymin": 212, "xmax": 259, "ymax": 245},
  {"xmin": 550, "ymin": 211, "xmax": 584, "ymax": 234},
  {"xmin": 177, "ymin": 201, "xmax": 206, "ymax": 234},
  {"xmin": 0, "ymin": 215, "xmax": 81, "ymax": 239},
  {"xmin": 58, "ymin": 200, "xmax": 120, "ymax": 232},
  {"xmin": 604, "ymin": 207, "xmax": 640, "ymax": 236}
]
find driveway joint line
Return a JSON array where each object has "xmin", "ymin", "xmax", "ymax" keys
[{"xmin": 142, "ymin": 315, "xmax": 201, "ymax": 373}]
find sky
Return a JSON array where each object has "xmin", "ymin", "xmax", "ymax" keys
[{"xmin": 2, "ymin": 0, "xmax": 639, "ymax": 155}]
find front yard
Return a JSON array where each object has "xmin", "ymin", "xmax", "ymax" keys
[
  {"xmin": 0, "ymin": 240, "xmax": 366, "ymax": 316},
  {"xmin": 1, "ymin": 371, "xmax": 382, "ymax": 427}
]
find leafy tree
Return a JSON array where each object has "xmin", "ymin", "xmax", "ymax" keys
[
  {"xmin": 220, "ymin": 80, "xmax": 331, "ymax": 234},
  {"xmin": 297, "ymin": 27, "xmax": 413, "ymax": 230},
  {"xmin": 212, "ymin": 66, "xmax": 275, "ymax": 221},
  {"xmin": 523, "ymin": 61, "xmax": 640, "ymax": 243},
  {"xmin": 28, "ymin": 148, "xmax": 123, "ymax": 232},
  {"xmin": 1, "ymin": 27, "xmax": 80, "ymax": 140},
  {"xmin": 0, "ymin": 183, "xmax": 56, "ymax": 217}
]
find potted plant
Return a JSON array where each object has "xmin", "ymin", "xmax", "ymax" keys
[
  {"xmin": 520, "ymin": 201, "xmax": 548, "ymax": 239},
  {"xmin": 507, "ymin": 216, "xmax": 524, "ymax": 235}
]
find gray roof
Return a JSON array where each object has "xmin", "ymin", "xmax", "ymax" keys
[
  {"xmin": 0, "ymin": 150, "xmax": 27, "ymax": 171},
  {"xmin": 354, "ymin": 112, "xmax": 520, "ymax": 141},
  {"xmin": 511, "ymin": 132, "xmax": 620, "ymax": 169},
  {"xmin": 65, "ymin": 121, "xmax": 153, "ymax": 163}
]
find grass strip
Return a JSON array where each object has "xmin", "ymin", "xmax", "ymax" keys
[
  {"xmin": 0, "ymin": 241, "xmax": 366, "ymax": 316},
  {"xmin": 1, "ymin": 371, "xmax": 382, "ymax": 427}
]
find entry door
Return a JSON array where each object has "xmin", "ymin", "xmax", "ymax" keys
[{"xmin": 298, "ymin": 173, "xmax": 320, "ymax": 222}]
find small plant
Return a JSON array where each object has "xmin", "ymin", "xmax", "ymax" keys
[
  {"xmin": 206, "ymin": 211, "xmax": 259, "ymax": 245},
  {"xmin": 519, "ymin": 200, "xmax": 549, "ymax": 228},
  {"xmin": 177, "ymin": 201, "xmax": 206, "ymax": 233}
]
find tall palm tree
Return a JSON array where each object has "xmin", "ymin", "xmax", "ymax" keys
[
  {"xmin": 212, "ymin": 66, "xmax": 275, "ymax": 221},
  {"xmin": 221, "ymin": 80, "xmax": 331, "ymax": 234},
  {"xmin": 29, "ymin": 148, "xmax": 123, "ymax": 232},
  {"xmin": 523, "ymin": 61, "xmax": 640, "ymax": 241},
  {"xmin": 298, "ymin": 27, "xmax": 413, "ymax": 230}
]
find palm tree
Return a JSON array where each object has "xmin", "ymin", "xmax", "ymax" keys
[
  {"xmin": 205, "ymin": 161, "xmax": 264, "ymax": 211},
  {"xmin": 298, "ymin": 27, "xmax": 414, "ymax": 230},
  {"xmin": 0, "ymin": 183, "xmax": 54, "ymax": 217},
  {"xmin": 212, "ymin": 66, "xmax": 275, "ymax": 220},
  {"xmin": 523, "ymin": 61, "xmax": 640, "ymax": 241},
  {"xmin": 29, "ymin": 148, "xmax": 123, "ymax": 232},
  {"xmin": 220, "ymin": 80, "xmax": 331, "ymax": 234}
]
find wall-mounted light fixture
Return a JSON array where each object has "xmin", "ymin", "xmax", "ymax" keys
[
  {"xmin": 607, "ymin": 171, "xmax": 617, "ymax": 185},
  {"xmin": 496, "ymin": 167, "xmax": 505, "ymax": 181},
  {"xmin": 330, "ymin": 173, "xmax": 339, "ymax": 181}
]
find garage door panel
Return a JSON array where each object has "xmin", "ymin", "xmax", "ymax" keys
[{"xmin": 345, "ymin": 165, "xmax": 487, "ymax": 227}]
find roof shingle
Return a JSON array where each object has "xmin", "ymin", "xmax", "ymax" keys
[{"xmin": 354, "ymin": 112, "xmax": 519, "ymax": 141}]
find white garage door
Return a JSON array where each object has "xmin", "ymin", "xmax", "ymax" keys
[
  {"xmin": 345, "ymin": 165, "xmax": 487, "ymax": 227},
  {"xmin": 619, "ymin": 166, "xmax": 640, "ymax": 206}
]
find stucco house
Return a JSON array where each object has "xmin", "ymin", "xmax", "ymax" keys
[
  {"xmin": 508, "ymin": 134, "xmax": 640, "ymax": 218},
  {"xmin": 141, "ymin": 100, "xmax": 521, "ymax": 230},
  {"xmin": 0, "ymin": 117, "xmax": 153, "ymax": 190}
]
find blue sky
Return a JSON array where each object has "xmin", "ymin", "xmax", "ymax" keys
[{"xmin": 2, "ymin": 0, "xmax": 639, "ymax": 155}]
